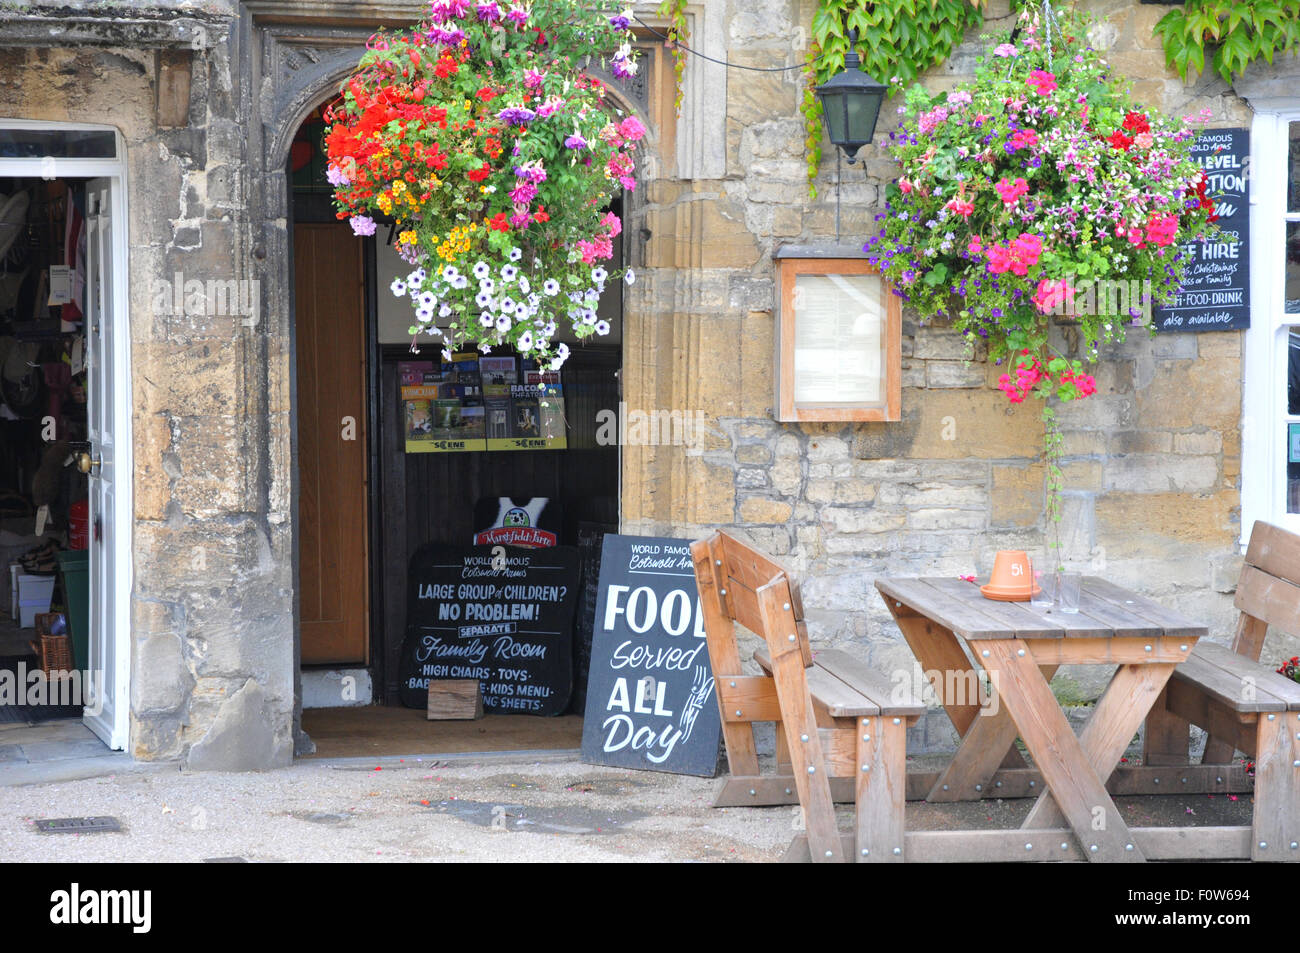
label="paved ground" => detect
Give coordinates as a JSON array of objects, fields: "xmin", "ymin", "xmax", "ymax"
[{"xmin": 0, "ymin": 748, "xmax": 1256, "ymax": 863}]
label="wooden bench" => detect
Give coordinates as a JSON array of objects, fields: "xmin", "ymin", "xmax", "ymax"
[
  {"xmin": 690, "ymin": 530, "xmax": 924, "ymax": 863},
  {"xmin": 1144, "ymin": 521, "xmax": 1300, "ymax": 861}
]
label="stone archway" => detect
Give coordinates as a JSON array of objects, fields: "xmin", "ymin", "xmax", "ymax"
[{"xmin": 244, "ymin": 11, "xmax": 670, "ymax": 750}]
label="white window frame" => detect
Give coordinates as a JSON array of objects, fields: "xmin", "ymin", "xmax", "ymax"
[
  {"xmin": 1242, "ymin": 108, "xmax": 1300, "ymax": 544},
  {"xmin": 0, "ymin": 120, "xmax": 133, "ymax": 750}
]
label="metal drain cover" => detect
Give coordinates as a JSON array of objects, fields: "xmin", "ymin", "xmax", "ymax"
[
  {"xmin": 35, "ymin": 816, "xmax": 122, "ymax": 834},
  {"xmin": 203, "ymin": 856, "xmax": 247, "ymax": 863}
]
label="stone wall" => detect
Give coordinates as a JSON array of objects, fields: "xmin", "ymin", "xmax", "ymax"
[
  {"xmin": 621, "ymin": 0, "xmax": 1299, "ymax": 717},
  {"xmin": 0, "ymin": 1, "xmax": 297, "ymax": 768}
]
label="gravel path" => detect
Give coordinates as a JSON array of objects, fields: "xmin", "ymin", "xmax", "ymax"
[{"xmin": 1, "ymin": 757, "xmax": 793, "ymax": 863}]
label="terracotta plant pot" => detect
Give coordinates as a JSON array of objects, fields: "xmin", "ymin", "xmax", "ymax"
[{"xmin": 981, "ymin": 550, "xmax": 1038, "ymax": 601}]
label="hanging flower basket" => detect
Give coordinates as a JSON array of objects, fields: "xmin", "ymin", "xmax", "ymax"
[
  {"xmin": 324, "ymin": 0, "xmax": 644, "ymax": 369},
  {"xmin": 864, "ymin": 4, "xmax": 1222, "ymax": 566}
]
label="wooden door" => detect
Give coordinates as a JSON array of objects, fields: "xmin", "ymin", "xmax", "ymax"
[{"xmin": 294, "ymin": 223, "xmax": 368, "ymax": 665}]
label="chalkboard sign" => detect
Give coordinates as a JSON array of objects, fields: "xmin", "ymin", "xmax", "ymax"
[
  {"xmin": 398, "ymin": 543, "xmax": 581, "ymax": 715},
  {"xmin": 570, "ymin": 520, "xmax": 618, "ymax": 714},
  {"xmin": 1153, "ymin": 127, "xmax": 1250, "ymax": 333},
  {"xmin": 581, "ymin": 535, "xmax": 722, "ymax": 777}
]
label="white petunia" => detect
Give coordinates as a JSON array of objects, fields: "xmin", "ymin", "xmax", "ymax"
[
  {"xmin": 624, "ymin": 268, "xmax": 635, "ymax": 285},
  {"xmin": 390, "ymin": 278, "xmax": 407, "ymax": 297},
  {"xmin": 480, "ymin": 313, "xmax": 495, "ymax": 328},
  {"xmin": 543, "ymin": 279, "xmax": 560, "ymax": 296},
  {"xmin": 517, "ymin": 330, "xmax": 534, "ymax": 351},
  {"xmin": 473, "ymin": 262, "xmax": 490, "ymax": 280},
  {"xmin": 595, "ymin": 320, "xmax": 611, "ymax": 335},
  {"xmin": 495, "ymin": 314, "xmax": 513, "ymax": 333},
  {"xmin": 476, "ymin": 291, "xmax": 493, "ymax": 308},
  {"xmin": 591, "ymin": 267, "xmax": 607, "ymax": 283},
  {"xmin": 501, "ymin": 265, "xmax": 518, "ymax": 282},
  {"xmin": 418, "ymin": 291, "xmax": 437, "ymax": 309},
  {"xmin": 509, "ymin": 247, "xmax": 523, "ymax": 261},
  {"xmin": 442, "ymin": 265, "xmax": 459, "ymax": 282},
  {"xmin": 439, "ymin": 304, "xmax": 452, "ymax": 318}
]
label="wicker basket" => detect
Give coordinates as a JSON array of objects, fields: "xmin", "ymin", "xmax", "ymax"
[{"xmin": 32, "ymin": 613, "xmax": 74, "ymax": 676}]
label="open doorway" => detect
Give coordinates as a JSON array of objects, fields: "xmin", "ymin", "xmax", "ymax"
[
  {"xmin": 288, "ymin": 104, "xmax": 624, "ymax": 759},
  {"xmin": 0, "ymin": 124, "xmax": 131, "ymax": 763}
]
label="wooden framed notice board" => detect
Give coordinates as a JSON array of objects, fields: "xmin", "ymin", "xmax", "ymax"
[{"xmin": 774, "ymin": 245, "xmax": 902, "ymax": 422}]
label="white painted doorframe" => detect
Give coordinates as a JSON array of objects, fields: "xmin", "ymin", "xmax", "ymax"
[{"xmin": 0, "ymin": 120, "xmax": 133, "ymax": 751}]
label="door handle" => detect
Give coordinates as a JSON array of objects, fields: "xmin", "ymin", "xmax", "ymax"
[{"xmin": 76, "ymin": 452, "xmax": 102, "ymax": 475}]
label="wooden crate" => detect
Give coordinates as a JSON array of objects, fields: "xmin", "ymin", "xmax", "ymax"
[{"xmin": 426, "ymin": 679, "xmax": 483, "ymax": 720}]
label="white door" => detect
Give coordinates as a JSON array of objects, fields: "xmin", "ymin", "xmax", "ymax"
[{"xmin": 82, "ymin": 178, "xmax": 123, "ymax": 748}]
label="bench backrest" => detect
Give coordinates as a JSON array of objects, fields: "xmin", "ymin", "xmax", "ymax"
[
  {"xmin": 690, "ymin": 530, "xmax": 813, "ymax": 668},
  {"xmin": 1231, "ymin": 521, "xmax": 1300, "ymax": 660}
]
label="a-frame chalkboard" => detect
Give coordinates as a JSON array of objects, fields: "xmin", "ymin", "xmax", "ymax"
[{"xmin": 580, "ymin": 535, "xmax": 722, "ymax": 777}]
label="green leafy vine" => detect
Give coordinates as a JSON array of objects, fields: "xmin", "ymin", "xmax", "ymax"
[
  {"xmin": 657, "ymin": 0, "xmax": 690, "ymax": 115},
  {"xmin": 1153, "ymin": 0, "xmax": 1300, "ymax": 84},
  {"xmin": 804, "ymin": 0, "xmax": 985, "ymax": 190}
]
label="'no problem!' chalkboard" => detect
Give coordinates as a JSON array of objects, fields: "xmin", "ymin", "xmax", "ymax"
[
  {"xmin": 398, "ymin": 543, "xmax": 580, "ymax": 715},
  {"xmin": 581, "ymin": 535, "xmax": 721, "ymax": 777}
]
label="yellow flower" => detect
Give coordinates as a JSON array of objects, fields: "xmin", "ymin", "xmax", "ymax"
[{"xmin": 399, "ymin": 230, "xmax": 417, "ymax": 245}]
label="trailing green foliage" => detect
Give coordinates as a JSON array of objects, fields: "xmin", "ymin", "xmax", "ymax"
[
  {"xmin": 658, "ymin": 0, "xmax": 690, "ymax": 115},
  {"xmin": 1153, "ymin": 0, "xmax": 1300, "ymax": 84},
  {"xmin": 804, "ymin": 0, "xmax": 985, "ymax": 190}
]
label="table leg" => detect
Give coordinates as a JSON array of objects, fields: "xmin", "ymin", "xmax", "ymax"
[
  {"xmin": 982, "ymin": 640, "xmax": 1145, "ymax": 862},
  {"xmin": 1022, "ymin": 661, "xmax": 1176, "ymax": 832},
  {"xmin": 885, "ymin": 601, "xmax": 1028, "ymax": 772},
  {"xmin": 927, "ymin": 664, "xmax": 1058, "ymax": 803}
]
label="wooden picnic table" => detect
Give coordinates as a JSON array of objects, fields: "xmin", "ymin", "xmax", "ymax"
[{"xmin": 875, "ymin": 575, "xmax": 1210, "ymax": 863}]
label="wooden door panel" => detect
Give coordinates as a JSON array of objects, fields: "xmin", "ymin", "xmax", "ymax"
[{"xmin": 295, "ymin": 223, "xmax": 368, "ymax": 665}]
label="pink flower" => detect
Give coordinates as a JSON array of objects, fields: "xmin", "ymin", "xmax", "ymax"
[
  {"xmin": 993, "ymin": 43, "xmax": 1018, "ymax": 58},
  {"xmin": 1008, "ymin": 129, "xmax": 1038, "ymax": 151},
  {"xmin": 1145, "ymin": 213, "xmax": 1180, "ymax": 247},
  {"xmin": 945, "ymin": 197, "xmax": 974, "ymax": 217},
  {"xmin": 617, "ymin": 115, "xmax": 646, "ymax": 142},
  {"xmin": 995, "ymin": 176, "xmax": 1030, "ymax": 204},
  {"xmin": 1032, "ymin": 278, "xmax": 1075, "ymax": 314},
  {"xmin": 601, "ymin": 211, "xmax": 622, "ymax": 237},
  {"xmin": 899, "ymin": 177, "xmax": 913, "ymax": 194},
  {"xmin": 1028, "ymin": 70, "xmax": 1057, "ymax": 95}
]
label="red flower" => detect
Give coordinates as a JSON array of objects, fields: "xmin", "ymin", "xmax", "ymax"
[
  {"xmin": 533, "ymin": 205, "xmax": 549, "ymax": 223},
  {"xmin": 467, "ymin": 164, "xmax": 491, "ymax": 183},
  {"xmin": 476, "ymin": 86, "xmax": 498, "ymax": 102},
  {"xmin": 1121, "ymin": 111, "xmax": 1150, "ymax": 135},
  {"xmin": 1106, "ymin": 130, "xmax": 1134, "ymax": 152},
  {"xmin": 487, "ymin": 212, "xmax": 510, "ymax": 232},
  {"xmin": 434, "ymin": 55, "xmax": 459, "ymax": 78}
]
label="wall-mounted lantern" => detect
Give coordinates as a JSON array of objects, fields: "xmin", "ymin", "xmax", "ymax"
[{"xmin": 814, "ymin": 30, "xmax": 887, "ymax": 164}]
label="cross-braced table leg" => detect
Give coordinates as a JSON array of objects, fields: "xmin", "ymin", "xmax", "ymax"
[
  {"xmin": 1020, "ymin": 651, "xmax": 1177, "ymax": 835},
  {"xmin": 883, "ymin": 599, "xmax": 1029, "ymax": 799},
  {"xmin": 981, "ymin": 640, "xmax": 1148, "ymax": 862}
]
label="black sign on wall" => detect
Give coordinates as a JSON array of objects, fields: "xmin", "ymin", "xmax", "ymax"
[
  {"xmin": 1153, "ymin": 127, "xmax": 1251, "ymax": 333},
  {"xmin": 581, "ymin": 535, "xmax": 722, "ymax": 777},
  {"xmin": 398, "ymin": 544, "xmax": 580, "ymax": 716}
]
